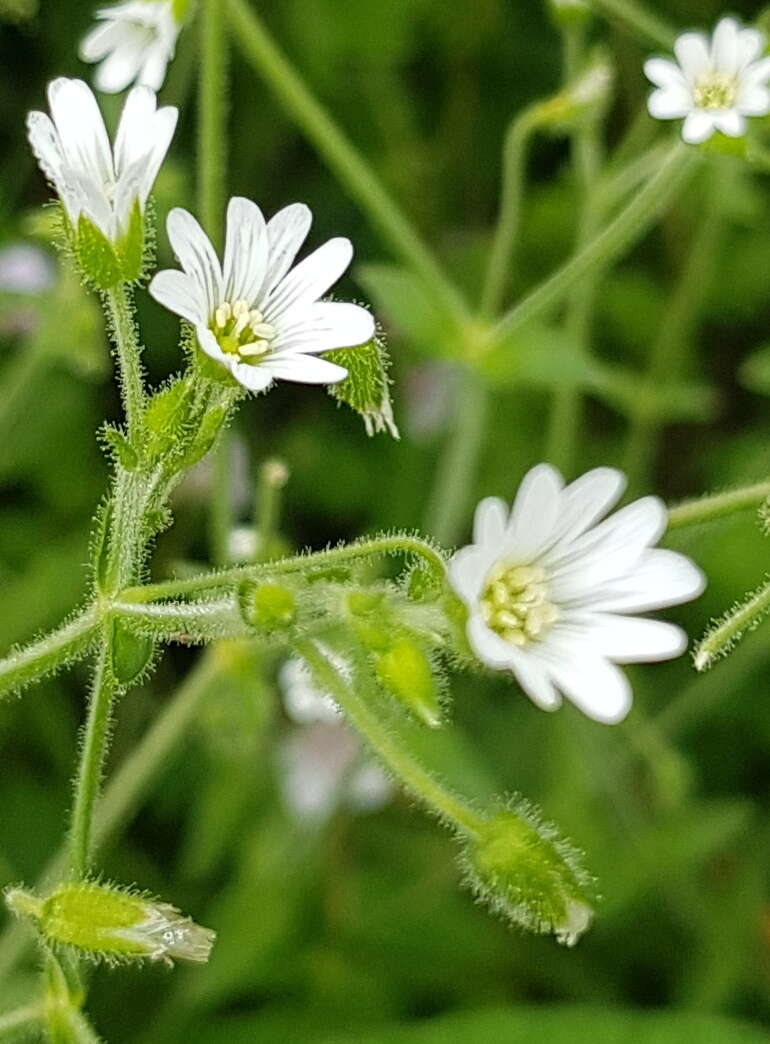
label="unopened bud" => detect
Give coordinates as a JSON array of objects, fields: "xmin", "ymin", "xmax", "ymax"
[
  {"xmin": 245, "ymin": 583, "xmax": 296, "ymax": 631},
  {"xmin": 6, "ymin": 882, "xmax": 215, "ymax": 967},
  {"xmin": 536, "ymin": 51, "xmax": 613, "ymax": 131},
  {"xmin": 459, "ymin": 805, "xmax": 594, "ymax": 947},
  {"xmin": 375, "ymin": 638, "xmax": 442, "ymax": 728},
  {"xmin": 72, "ymin": 201, "xmax": 146, "ymax": 289}
]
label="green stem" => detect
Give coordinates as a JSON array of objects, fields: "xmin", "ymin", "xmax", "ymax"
[
  {"xmin": 105, "ymin": 285, "xmax": 144, "ymax": 441},
  {"xmin": 0, "ymin": 609, "xmax": 99, "ymax": 702},
  {"xmin": 694, "ymin": 577, "xmax": 770, "ymax": 672},
  {"xmin": 199, "ymin": 0, "xmax": 228, "ymax": 242},
  {"xmin": 480, "ymin": 107, "xmax": 540, "ymax": 319},
  {"xmin": 587, "ymin": 0, "xmax": 675, "ymax": 48},
  {"xmin": 667, "ymin": 480, "xmax": 770, "ymax": 530},
  {"xmin": 423, "ymin": 376, "xmax": 489, "ymax": 546},
  {"xmin": 298, "ymin": 640, "xmax": 484, "ymax": 836},
  {"xmin": 623, "ymin": 165, "xmax": 722, "ymax": 490},
  {"xmin": 546, "ymin": 22, "xmax": 603, "ymax": 472},
  {"xmin": 255, "ymin": 458, "xmax": 288, "ymax": 561},
  {"xmin": 0, "ymin": 650, "xmax": 222, "ymax": 983},
  {"xmin": 69, "ymin": 637, "xmax": 117, "ymax": 877},
  {"xmin": 226, "ymin": 0, "xmax": 468, "ymax": 327},
  {"xmin": 120, "ymin": 533, "xmax": 448, "ymax": 602},
  {"xmin": 208, "ymin": 435, "xmax": 233, "ymax": 567},
  {"xmin": 487, "ymin": 144, "xmax": 697, "ymax": 350}
]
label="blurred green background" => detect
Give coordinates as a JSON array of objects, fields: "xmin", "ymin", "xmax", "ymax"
[{"xmin": 3, "ymin": 0, "xmax": 770, "ymax": 1040}]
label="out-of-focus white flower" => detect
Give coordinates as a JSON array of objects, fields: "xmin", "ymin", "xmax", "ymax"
[
  {"xmin": 278, "ymin": 654, "xmax": 391, "ymax": 821},
  {"xmin": 0, "ymin": 244, "xmax": 55, "ymax": 295},
  {"xmin": 449, "ymin": 464, "xmax": 705, "ymax": 724},
  {"xmin": 645, "ymin": 17, "xmax": 770, "ymax": 144},
  {"xmin": 80, "ymin": 1, "xmax": 182, "ymax": 94},
  {"xmin": 150, "ymin": 196, "xmax": 375, "ymax": 393},
  {"xmin": 26, "ymin": 78, "xmax": 177, "ymax": 246}
]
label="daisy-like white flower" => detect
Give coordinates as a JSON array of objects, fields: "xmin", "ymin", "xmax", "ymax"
[
  {"xmin": 26, "ymin": 78, "xmax": 177, "ymax": 281},
  {"xmin": 645, "ymin": 17, "xmax": 770, "ymax": 144},
  {"xmin": 150, "ymin": 197, "xmax": 376, "ymax": 392},
  {"xmin": 80, "ymin": 0, "xmax": 183, "ymax": 94},
  {"xmin": 449, "ymin": 464, "xmax": 705, "ymax": 724}
]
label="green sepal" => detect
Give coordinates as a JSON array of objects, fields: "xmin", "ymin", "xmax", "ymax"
[
  {"xmin": 110, "ymin": 617, "xmax": 155, "ymax": 687},
  {"xmin": 101, "ymin": 426, "xmax": 139, "ymax": 471},
  {"xmin": 177, "ymin": 403, "xmax": 229, "ymax": 471},
  {"xmin": 117, "ymin": 200, "xmax": 145, "ymax": 283},
  {"xmin": 76, "ymin": 215, "xmax": 124, "ymax": 290},
  {"xmin": 324, "ymin": 338, "xmax": 400, "ymax": 438},
  {"xmin": 457, "ymin": 802, "xmax": 596, "ymax": 946},
  {"xmin": 375, "ymin": 637, "xmax": 442, "ymax": 728}
]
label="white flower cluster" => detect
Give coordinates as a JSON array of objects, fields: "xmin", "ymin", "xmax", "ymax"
[{"xmin": 80, "ymin": 0, "xmax": 182, "ymax": 94}]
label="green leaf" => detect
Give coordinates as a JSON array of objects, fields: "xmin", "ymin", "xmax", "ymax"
[
  {"xmin": 101, "ymin": 427, "xmax": 139, "ymax": 471},
  {"xmin": 739, "ymin": 342, "xmax": 770, "ymax": 396},
  {"xmin": 109, "ymin": 618, "xmax": 155, "ymax": 687},
  {"xmin": 357, "ymin": 264, "xmax": 459, "ymax": 359}
]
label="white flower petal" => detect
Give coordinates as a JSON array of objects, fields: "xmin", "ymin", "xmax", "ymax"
[
  {"xmin": 738, "ymin": 84, "xmax": 770, "ymax": 115},
  {"xmin": 265, "ymin": 237, "xmax": 354, "ymax": 322},
  {"xmin": 548, "ymin": 467, "xmax": 626, "ymax": 549},
  {"xmin": 505, "ymin": 463, "xmax": 564, "ymax": 560},
  {"xmin": 648, "ymin": 86, "xmax": 692, "ymax": 119},
  {"xmin": 674, "ymin": 31, "xmax": 711, "ymax": 80},
  {"xmin": 263, "ymin": 353, "xmax": 349, "ymax": 386},
  {"xmin": 473, "ymin": 496, "xmax": 509, "ymax": 545},
  {"xmin": 644, "ymin": 57, "xmax": 688, "ymax": 90},
  {"xmin": 448, "ymin": 545, "xmax": 497, "ymax": 603},
  {"xmin": 47, "ymin": 78, "xmax": 114, "ymax": 188},
  {"xmin": 26, "ymin": 111, "xmax": 66, "ymax": 195},
  {"xmin": 587, "ymin": 549, "xmax": 706, "ymax": 613},
  {"xmin": 546, "ymin": 654, "xmax": 633, "ymax": 725},
  {"xmin": 712, "ymin": 110, "xmax": 746, "ymax": 137},
  {"xmin": 263, "ymin": 203, "xmax": 312, "ymax": 296},
  {"xmin": 737, "ymin": 27, "xmax": 766, "ymax": 69},
  {"xmin": 228, "ymin": 359, "xmax": 275, "ymax": 393},
  {"xmin": 743, "ymin": 56, "xmax": 770, "ymax": 87},
  {"xmin": 711, "ymin": 17, "xmax": 741, "ymax": 75},
  {"xmin": 273, "ymin": 302, "xmax": 375, "ymax": 354},
  {"xmin": 166, "ymin": 208, "xmax": 223, "ymax": 318},
  {"xmin": 223, "ymin": 196, "xmax": 269, "ymax": 305},
  {"xmin": 562, "ymin": 613, "xmax": 688, "ymax": 663},
  {"xmin": 79, "ymin": 19, "xmax": 125, "ymax": 61},
  {"xmin": 467, "ymin": 615, "xmax": 518, "ymax": 669},
  {"xmin": 682, "ymin": 111, "xmax": 716, "ymax": 144},
  {"xmin": 149, "ymin": 269, "xmax": 204, "ymax": 325}
]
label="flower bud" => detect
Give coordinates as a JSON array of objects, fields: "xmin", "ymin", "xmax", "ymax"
[
  {"xmin": 375, "ymin": 637, "xmax": 442, "ymax": 728},
  {"xmin": 458, "ymin": 804, "xmax": 594, "ymax": 947},
  {"xmin": 536, "ymin": 50, "xmax": 613, "ymax": 132},
  {"xmin": 6, "ymin": 882, "xmax": 215, "ymax": 967},
  {"xmin": 243, "ymin": 582, "xmax": 296, "ymax": 631}
]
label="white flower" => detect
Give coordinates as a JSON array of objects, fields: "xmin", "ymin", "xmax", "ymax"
[
  {"xmin": 449, "ymin": 464, "xmax": 706, "ymax": 724},
  {"xmin": 80, "ymin": 1, "xmax": 181, "ymax": 94},
  {"xmin": 26, "ymin": 78, "xmax": 177, "ymax": 245},
  {"xmin": 278, "ymin": 654, "xmax": 391, "ymax": 821},
  {"xmin": 645, "ymin": 17, "xmax": 770, "ymax": 144},
  {"xmin": 150, "ymin": 196, "xmax": 375, "ymax": 392}
]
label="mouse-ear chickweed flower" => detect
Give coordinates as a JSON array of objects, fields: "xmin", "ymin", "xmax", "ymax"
[
  {"xmin": 80, "ymin": 0, "xmax": 184, "ymax": 94},
  {"xmin": 150, "ymin": 196, "xmax": 375, "ymax": 392},
  {"xmin": 645, "ymin": 17, "xmax": 770, "ymax": 144},
  {"xmin": 449, "ymin": 465, "xmax": 705, "ymax": 724},
  {"xmin": 26, "ymin": 78, "xmax": 177, "ymax": 286}
]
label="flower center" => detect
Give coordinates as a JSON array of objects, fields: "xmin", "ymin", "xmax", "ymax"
[
  {"xmin": 694, "ymin": 73, "xmax": 737, "ymax": 110},
  {"xmin": 480, "ymin": 563, "xmax": 559, "ymax": 647},
  {"xmin": 211, "ymin": 299, "xmax": 276, "ymax": 363}
]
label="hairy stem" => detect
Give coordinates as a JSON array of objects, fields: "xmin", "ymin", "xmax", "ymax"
[
  {"xmin": 69, "ymin": 637, "xmax": 117, "ymax": 877},
  {"xmin": 298, "ymin": 640, "xmax": 484, "ymax": 836},
  {"xmin": 487, "ymin": 144, "xmax": 697, "ymax": 349},
  {"xmin": 120, "ymin": 533, "xmax": 448, "ymax": 602},
  {"xmin": 587, "ymin": 0, "xmax": 675, "ymax": 48},
  {"xmin": 105, "ymin": 285, "xmax": 144, "ymax": 442},
  {"xmin": 0, "ymin": 609, "xmax": 99, "ymax": 703},
  {"xmin": 0, "ymin": 1004, "xmax": 41, "ymax": 1038},
  {"xmin": 226, "ymin": 0, "xmax": 468, "ymax": 327},
  {"xmin": 667, "ymin": 480, "xmax": 770, "ymax": 530},
  {"xmin": 694, "ymin": 577, "xmax": 770, "ymax": 672}
]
